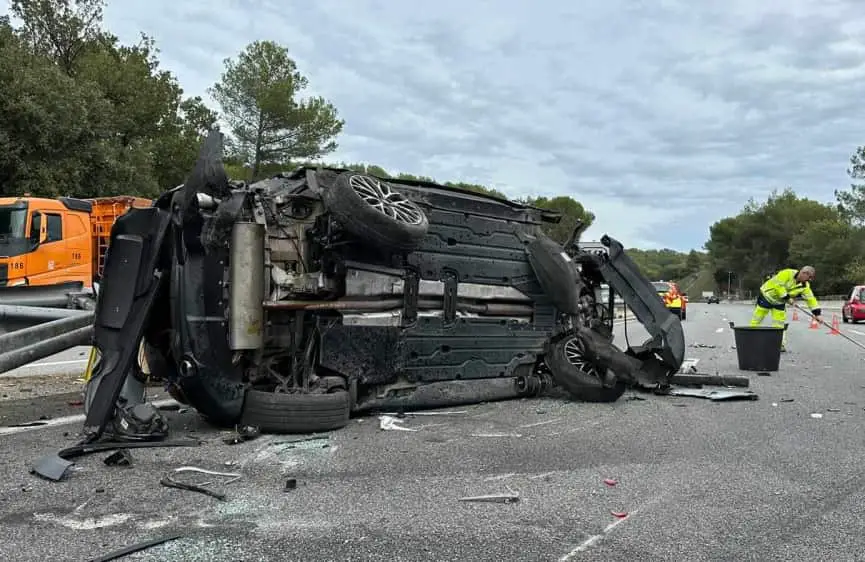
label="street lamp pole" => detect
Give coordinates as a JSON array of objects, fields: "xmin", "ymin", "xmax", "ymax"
[{"xmin": 727, "ymin": 271, "xmax": 733, "ymax": 298}]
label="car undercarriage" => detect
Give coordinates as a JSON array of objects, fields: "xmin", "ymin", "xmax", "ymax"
[{"xmin": 79, "ymin": 130, "xmax": 685, "ymax": 441}]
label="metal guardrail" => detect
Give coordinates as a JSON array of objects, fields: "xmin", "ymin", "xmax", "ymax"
[{"xmin": 0, "ymin": 305, "xmax": 94, "ymax": 375}]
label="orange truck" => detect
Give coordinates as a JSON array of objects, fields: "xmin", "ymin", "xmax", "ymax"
[{"xmin": 0, "ymin": 195, "xmax": 152, "ymax": 308}]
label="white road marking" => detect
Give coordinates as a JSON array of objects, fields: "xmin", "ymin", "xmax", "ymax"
[
  {"xmin": 849, "ymin": 330, "xmax": 865, "ymax": 336},
  {"xmin": 28, "ymin": 359, "xmax": 88, "ymax": 368},
  {"xmin": 0, "ymin": 398, "xmax": 179, "ymax": 437},
  {"xmin": 519, "ymin": 418, "xmax": 561, "ymax": 428},
  {"xmin": 715, "ymin": 328, "xmax": 724, "ymax": 333},
  {"xmin": 484, "ymin": 473, "xmax": 517, "ymax": 481},
  {"xmin": 560, "ymin": 512, "xmax": 636, "ymax": 560},
  {"xmin": 0, "ymin": 359, "xmax": 89, "ymax": 379},
  {"xmin": 529, "ymin": 471, "xmax": 558, "ymax": 480},
  {"xmin": 559, "ymin": 496, "xmax": 662, "ymax": 560},
  {"xmin": 34, "ymin": 511, "xmax": 133, "ymax": 530}
]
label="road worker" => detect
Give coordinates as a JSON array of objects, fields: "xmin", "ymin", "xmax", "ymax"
[{"xmin": 750, "ymin": 265, "xmax": 822, "ymax": 352}]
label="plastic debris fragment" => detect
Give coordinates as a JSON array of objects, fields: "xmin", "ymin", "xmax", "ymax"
[
  {"xmin": 379, "ymin": 415, "xmax": 417, "ymax": 431},
  {"xmin": 459, "ymin": 493, "xmax": 520, "ymax": 504}
]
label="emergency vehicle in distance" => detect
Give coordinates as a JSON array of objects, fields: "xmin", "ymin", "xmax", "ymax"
[{"xmin": 652, "ymin": 280, "xmax": 687, "ymax": 320}]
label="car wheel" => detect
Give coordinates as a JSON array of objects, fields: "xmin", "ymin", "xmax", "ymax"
[
  {"xmin": 843, "ymin": 311, "xmax": 849, "ymax": 323},
  {"xmin": 545, "ymin": 335, "xmax": 627, "ymax": 403},
  {"xmin": 321, "ymin": 172, "xmax": 429, "ymax": 250},
  {"xmin": 240, "ymin": 389, "xmax": 350, "ymax": 434}
]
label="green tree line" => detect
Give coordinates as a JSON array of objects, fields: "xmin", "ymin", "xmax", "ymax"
[
  {"xmin": 1, "ymin": 0, "xmax": 714, "ymax": 278},
  {"xmin": 703, "ymin": 147, "xmax": 865, "ymax": 297}
]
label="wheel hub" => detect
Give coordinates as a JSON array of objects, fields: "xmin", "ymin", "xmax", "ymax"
[
  {"xmin": 348, "ymin": 175, "xmax": 425, "ymax": 225},
  {"xmin": 563, "ymin": 336, "xmax": 602, "ymax": 380}
]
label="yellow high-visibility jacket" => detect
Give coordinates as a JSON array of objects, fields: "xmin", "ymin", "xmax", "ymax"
[{"xmin": 759, "ymin": 268, "xmax": 820, "ymax": 311}]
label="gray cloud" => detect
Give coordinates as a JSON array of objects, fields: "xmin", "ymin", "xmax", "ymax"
[{"xmin": 11, "ymin": 0, "xmax": 863, "ymax": 250}]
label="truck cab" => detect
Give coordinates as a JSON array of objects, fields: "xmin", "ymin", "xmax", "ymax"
[
  {"xmin": 0, "ymin": 196, "xmax": 151, "ymax": 307},
  {"xmin": 0, "ymin": 197, "xmax": 91, "ymax": 290}
]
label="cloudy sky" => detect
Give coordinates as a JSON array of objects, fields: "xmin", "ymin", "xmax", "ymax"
[{"xmin": 10, "ymin": 0, "xmax": 865, "ymax": 250}]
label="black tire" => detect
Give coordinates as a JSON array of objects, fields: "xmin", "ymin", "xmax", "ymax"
[
  {"xmin": 526, "ymin": 233, "xmax": 581, "ymax": 315},
  {"xmin": 545, "ymin": 335, "xmax": 627, "ymax": 403},
  {"xmin": 240, "ymin": 389, "xmax": 350, "ymax": 434},
  {"xmin": 321, "ymin": 172, "xmax": 429, "ymax": 250},
  {"xmin": 681, "ymin": 308, "xmax": 687, "ymax": 321},
  {"xmin": 842, "ymin": 312, "xmax": 849, "ymax": 323}
]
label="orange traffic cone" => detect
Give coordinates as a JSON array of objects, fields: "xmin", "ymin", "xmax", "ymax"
[
  {"xmin": 827, "ymin": 314, "xmax": 840, "ymax": 335},
  {"xmin": 792, "ymin": 308, "xmax": 799, "ymax": 321},
  {"xmin": 809, "ymin": 316, "xmax": 819, "ymax": 329}
]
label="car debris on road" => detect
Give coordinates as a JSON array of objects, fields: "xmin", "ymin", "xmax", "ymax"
[
  {"xmin": 458, "ymin": 492, "xmax": 521, "ymax": 504},
  {"xmin": 666, "ymin": 388, "xmax": 759, "ymax": 401},
  {"xmin": 88, "ymin": 534, "xmax": 184, "ymax": 562}
]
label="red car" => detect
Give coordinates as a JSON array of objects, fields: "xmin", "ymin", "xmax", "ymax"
[{"xmin": 841, "ymin": 285, "xmax": 865, "ymax": 323}]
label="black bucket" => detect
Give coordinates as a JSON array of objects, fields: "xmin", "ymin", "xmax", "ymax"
[{"xmin": 729, "ymin": 322, "xmax": 787, "ymax": 372}]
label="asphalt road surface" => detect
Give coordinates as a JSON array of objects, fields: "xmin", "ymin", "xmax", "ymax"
[{"xmin": 1, "ymin": 303, "xmax": 864, "ymax": 561}]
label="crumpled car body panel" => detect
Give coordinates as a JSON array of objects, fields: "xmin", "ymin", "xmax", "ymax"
[
  {"xmin": 82, "ymin": 206, "xmax": 172, "ymax": 439},
  {"xmin": 580, "ymin": 235, "xmax": 685, "ymax": 374}
]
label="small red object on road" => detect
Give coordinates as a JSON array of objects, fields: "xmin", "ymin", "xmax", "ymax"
[
  {"xmin": 610, "ymin": 511, "xmax": 628, "ymax": 518},
  {"xmin": 68, "ymin": 400, "xmax": 83, "ymax": 406},
  {"xmin": 603, "ymin": 478, "xmax": 618, "ymax": 487}
]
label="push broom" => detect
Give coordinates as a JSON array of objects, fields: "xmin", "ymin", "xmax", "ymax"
[{"xmin": 791, "ymin": 302, "xmax": 865, "ymax": 352}]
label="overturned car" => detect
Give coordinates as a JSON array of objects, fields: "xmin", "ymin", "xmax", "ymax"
[{"xmin": 82, "ymin": 131, "xmax": 684, "ymax": 439}]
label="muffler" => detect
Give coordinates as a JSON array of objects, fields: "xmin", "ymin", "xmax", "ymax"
[{"xmin": 228, "ymin": 221, "xmax": 265, "ymax": 350}]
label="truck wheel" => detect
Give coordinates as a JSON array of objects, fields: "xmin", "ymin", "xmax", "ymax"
[
  {"xmin": 545, "ymin": 335, "xmax": 627, "ymax": 403},
  {"xmin": 240, "ymin": 389, "xmax": 350, "ymax": 434},
  {"xmin": 321, "ymin": 172, "xmax": 429, "ymax": 250}
]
